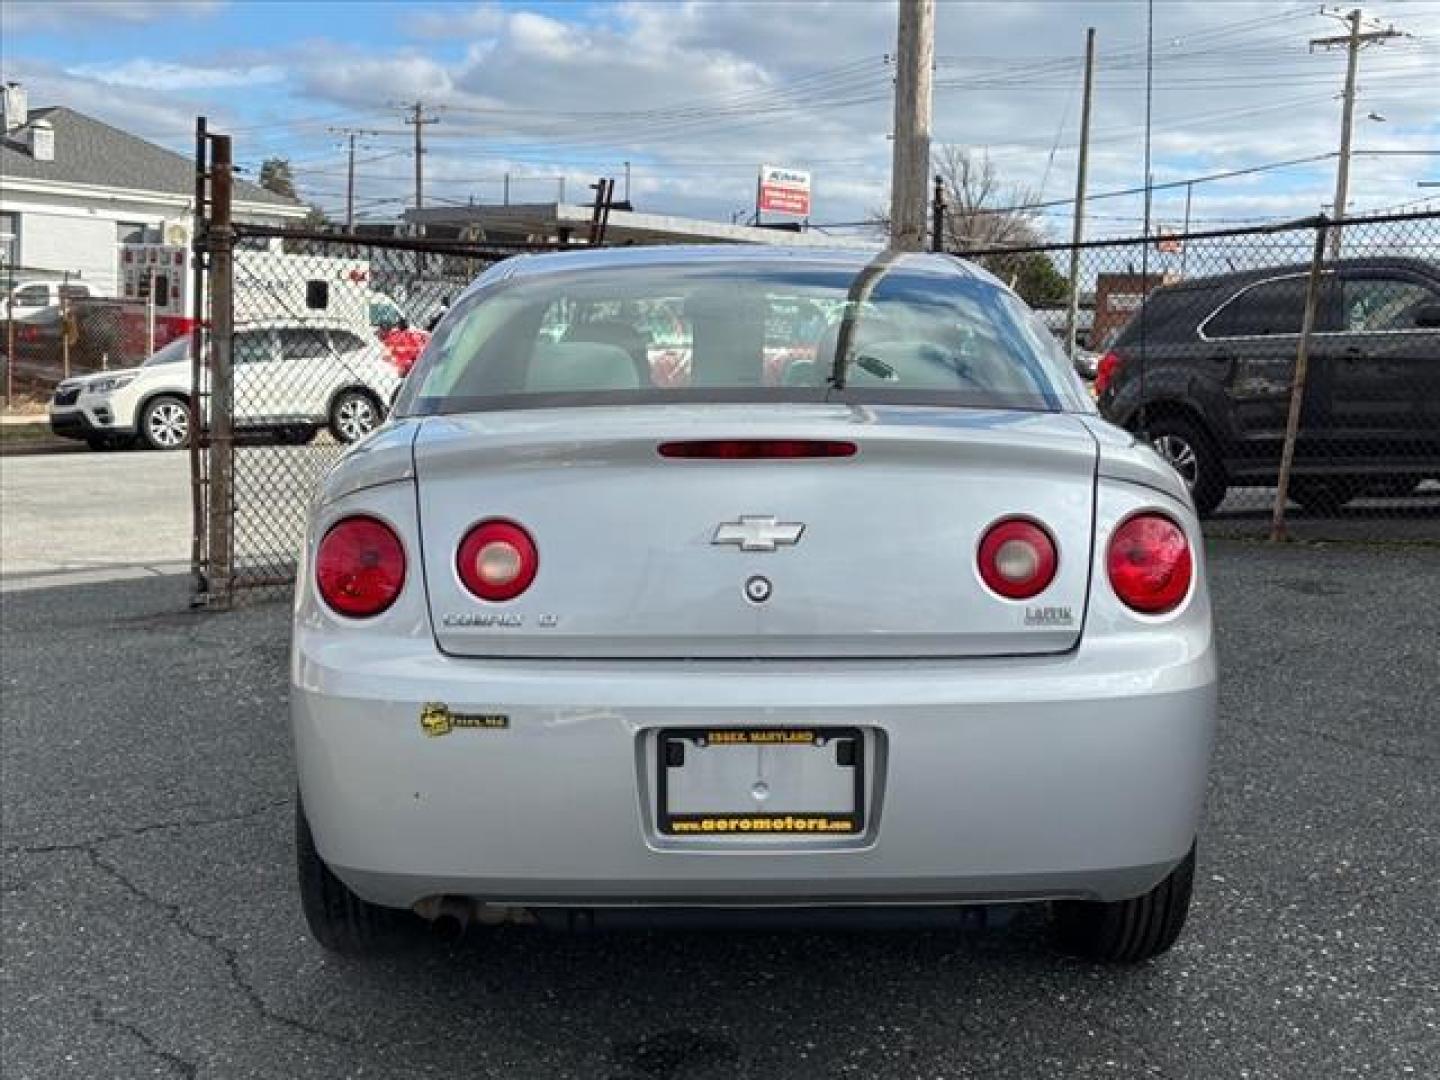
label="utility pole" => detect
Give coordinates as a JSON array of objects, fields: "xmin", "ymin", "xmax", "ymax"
[
  {"xmin": 402, "ymin": 102, "xmax": 439, "ymax": 211},
  {"xmin": 328, "ymin": 127, "xmax": 383, "ymax": 230},
  {"xmin": 1311, "ymin": 8, "xmax": 1405, "ymax": 256},
  {"xmin": 888, "ymin": 0, "xmax": 934, "ymax": 251},
  {"xmin": 1064, "ymin": 26, "xmax": 1096, "ymax": 362}
]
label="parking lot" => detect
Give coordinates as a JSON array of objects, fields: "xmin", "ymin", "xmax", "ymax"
[{"xmin": 2, "ymin": 532, "xmax": 1436, "ymax": 1079}]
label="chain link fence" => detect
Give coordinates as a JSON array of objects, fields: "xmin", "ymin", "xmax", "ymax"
[
  {"xmin": 3, "ymin": 282, "xmax": 165, "ymax": 410},
  {"xmin": 192, "ymin": 209, "xmax": 1440, "ymax": 606},
  {"xmin": 193, "ymin": 226, "xmax": 556, "ymax": 604},
  {"xmin": 956, "ymin": 209, "xmax": 1440, "ymax": 541}
]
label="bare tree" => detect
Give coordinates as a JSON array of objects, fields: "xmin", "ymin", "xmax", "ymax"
[
  {"xmin": 871, "ymin": 146, "xmax": 1070, "ymax": 305},
  {"xmin": 932, "ymin": 145, "xmax": 1045, "ymax": 250}
]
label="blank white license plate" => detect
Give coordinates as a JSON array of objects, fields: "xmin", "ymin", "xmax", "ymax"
[{"xmin": 656, "ymin": 727, "xmax": 864, "ymax": 836}]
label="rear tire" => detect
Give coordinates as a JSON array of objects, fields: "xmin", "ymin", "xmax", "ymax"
[
  {"xmin": 328, "ymin": 389, "xmax": 382, "ymax": 444},
  {"xmin": 1145, "ymin": 416, "xmax": 1226, "ymax": 516},
  {"xmin": 1054, "ymin": 843, "xmax": 1196, "ymax": 963},
  {"xmin": 296, "ymin": 794, "xmax": 405, "ymax": 955}
]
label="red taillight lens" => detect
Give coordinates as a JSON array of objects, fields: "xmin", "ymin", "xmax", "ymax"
[
  {"xmin": 1094, "ymin": 351, "xmax": 1122, "ymax": 394},
  {"xmin": 457, "ymin": 519, "xmax": 538, "ymax": 601},
  {"xmin": 978, "ymin": 518, "xmax": 1058, "ymax": 600},
  {"xmin": 1107, "ymin": 513, "xmax": 1193, "ymax": 614},
  {"xmin": 658, "ymin": 439, "xmax": 857, "ymax": 460},
  {"xmin": 315, "ymin": 516, "xmax": 406, "ymax": 617}
]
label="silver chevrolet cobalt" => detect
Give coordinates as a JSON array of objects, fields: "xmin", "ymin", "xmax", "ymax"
[{"xmin": 291, "ymin": 245, "xmax": 1216, "ymax": 962}]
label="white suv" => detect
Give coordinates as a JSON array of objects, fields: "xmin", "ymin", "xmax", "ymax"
[{"xmin": 49, "ymin": 320, "xmax": 403, "ymax": 451}]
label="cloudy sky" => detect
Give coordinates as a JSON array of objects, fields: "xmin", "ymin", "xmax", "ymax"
[{"xmin": 4, "ymin": 0, "xmax": 1437, "ymax": 239}]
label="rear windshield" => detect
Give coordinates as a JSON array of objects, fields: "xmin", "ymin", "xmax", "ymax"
[{"xmin": 396, "ymin": 256, "xmax": 1085, "ymax": 416}]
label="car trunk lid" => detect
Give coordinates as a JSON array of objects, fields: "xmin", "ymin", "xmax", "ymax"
[{"xmin": 414, "ymin": 403, "xmax": 1097, "ymax": 659}]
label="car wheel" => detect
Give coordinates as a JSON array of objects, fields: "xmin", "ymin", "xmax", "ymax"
[
  {"xmin": 1053, "ymin": 842, "xmax": 1195, "ymax": 963},
  {"xmin": 1289, "ymin": 478, "xmax": 1356, "ymax": 514},
  {"xmin": 296, "ymin": 793, "xmax": 406, "ymax": 955},
  {"xmin": 1146, "ymin": 417, "xmax": 1226, "ymax": 516},
  {"xmin": 328, "ymin": 389, "xmax": 382, "ymax": 444},
  {"xmin": 139, "ymin": 395, "xmax": 191, "ymax": 451}
]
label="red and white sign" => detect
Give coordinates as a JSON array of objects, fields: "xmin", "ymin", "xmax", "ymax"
[
  {"xmin": 1155, "ymin": 226, "xmax": 1183, "ymax": 255},
  {"xmin": 757, "ymin": 165, "xmax": 812, "ymax": 217}
]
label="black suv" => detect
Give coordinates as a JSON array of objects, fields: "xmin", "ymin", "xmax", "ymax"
[{"xmin": 1096, "ymin": 256, "xmax": 1440, "ymax": 514}]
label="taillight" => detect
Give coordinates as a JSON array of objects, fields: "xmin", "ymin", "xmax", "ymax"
[
  {"xmin": 457, "ymin": 519, "xmax": 538, "ymax": 601},
  {"xmin": 1094, "ymin": 351, "xmax": 1122, "ymax": 394},
  {"xmin": 977, "ymin": 518, "xmax": 1058, "ymax": 600},
  {"xmin": 1107, "ymin": 513, "xmax": 1192, "ymax": 614},
  {"xmin": 315, "ymin": 516, "xmax": 406, "ymax": 617},
  {"xmin": 658, "ymin": 439, "xmax": 857, "ymax": 459}
]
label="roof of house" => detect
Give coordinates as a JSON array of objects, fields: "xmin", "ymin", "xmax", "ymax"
[{"xmin": 0, "ymin": 106, "xmax": 301, "ymax": 209}]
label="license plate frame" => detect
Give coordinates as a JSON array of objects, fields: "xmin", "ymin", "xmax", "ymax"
[{"xmin": 655, "ymin": 726, "xmax": 865, "ymax": 837}]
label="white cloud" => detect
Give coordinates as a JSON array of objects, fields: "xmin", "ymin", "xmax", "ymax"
[
  {"xmin": 67, "ymin": 59, "xmax": 285, "ymax": 91},
  {"xmin": 10, "ymin": 0, "xmax": 1438, "ymax": 232},
  {"xmin": 0, "ymin": 58, "xmax": 202, "ymax": 143}
]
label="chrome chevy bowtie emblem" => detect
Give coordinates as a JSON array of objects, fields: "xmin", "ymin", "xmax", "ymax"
[{"xmin": 712, "ymin": 516, "xmax": 805, "ymax": 552}]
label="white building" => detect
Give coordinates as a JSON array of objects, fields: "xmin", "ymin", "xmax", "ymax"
[{"xmin": 0, "ymin": 83, "xmax": 306, "ymax": 297}]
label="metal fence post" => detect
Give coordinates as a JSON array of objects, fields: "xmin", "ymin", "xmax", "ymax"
[
  {"xmin": 60, "ymin": 273, "xmax": 71, "ymax": 382},
  {"xmin": 930, "ymin": 174, "xmax": 945, "ymax": 253},
  {"xmin": 1270, "ymin": 215, "xmax": 1330, "ymax": 542},
  {"xmin": 189, "ymin": 116, "xmax": 209, "ymax": 600},
  {"xmin": 207, "ymin": 134, "xmax": 236, "ymax": 603}
]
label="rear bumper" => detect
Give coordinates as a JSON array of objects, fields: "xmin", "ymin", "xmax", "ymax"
[{"xmin": 293, "ymin": 629, "xmax": 1217, "ymax": 911}]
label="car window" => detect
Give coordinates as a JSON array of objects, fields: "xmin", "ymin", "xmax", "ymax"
[
  {"xmin": 399, "ymin": 258, "xmax": 1082, "ymax": 415},
  {"xmin": 369, "ymin": 300, "xmax": 404, "ymax": 330},
  {"xmin": 1207, "ymin": 276, "xmax": 1316, "ymax": 338},
  {"xmin": 329, "ymin": 330, "xmax": 370, "ymax": 354},
  {"xmin": 234, "ymin": 331, "xmax": 279, "ymax": 365},
  {"xmin": 1343, "ymin": 277, "xmax": 1435, "ymax": 332},
  {"xmin": 280, "ymin": 329, "xmax": 334, "ymax": 360},
  {"xmin": 58, "ymin": 285, "xmax": 90, "ymax": 301},
  {"xmin": 11, "ymin": 285, "xmax": 49, "ymax": 306}
]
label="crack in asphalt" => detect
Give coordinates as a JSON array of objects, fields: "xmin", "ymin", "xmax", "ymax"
[
  {"xmin": 9, "ymin": 799, "xmax": 370, "ymax": 1059},
  {"xmin": 87, "ymin": 997, "xmax": 199, "ymax": 1080},
  {"xmin": 5, "ymin": 800, "xmax": 290, "ymax": 856},
  {"xmin": 83, "ymin": 844, "xmax": 368, "ymax": 1053}
]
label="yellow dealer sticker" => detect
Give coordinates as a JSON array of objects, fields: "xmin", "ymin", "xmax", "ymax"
[{"xmin": 420, "ymin": 703, "xmax": 509, "ymax": 737}]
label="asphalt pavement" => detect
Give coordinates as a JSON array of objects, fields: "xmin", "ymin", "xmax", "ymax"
[
  {"xmin": 0, "ymin": 449, "xmax": 191, "ymax": 588},
  {"xmin": 2, "ymin": 541, "xmax": 1437, "ymax": 1079}
]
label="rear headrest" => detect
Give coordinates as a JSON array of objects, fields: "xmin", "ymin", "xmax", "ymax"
[{"xmin": 526, "ymin": 341, "xmax": 642, "ymax": 393}]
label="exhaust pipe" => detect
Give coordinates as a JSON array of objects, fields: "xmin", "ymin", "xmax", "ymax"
[
  {"xmin": 412, "ymin": 896, "xmax": 537, "ymax": 940},
  {"xmin": 413, "ymin": 895, "xmax": 474, "ymax": 941}
]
